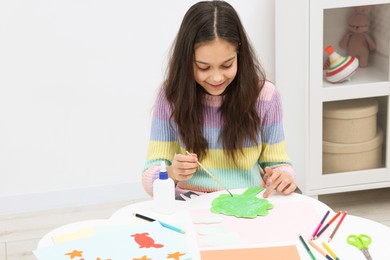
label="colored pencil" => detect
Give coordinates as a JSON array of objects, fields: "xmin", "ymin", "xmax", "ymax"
[
  {"xmin": 322, "ymin": 241, "xmax": 340, "ymax": 260},
  {"xmin": 133, "ymin": 213, "xmax": 186, "ymax": 234},
  {"xmin": 308, "ymin": 240, "xmax": 334, "ymax": 260},
  {"xmin": 185, "ymin": 151, "xmax": 233, "ymax": 197},
  {"xmin": 328, "ymin": 211, "xmax": 347, "ymax": 242},
  {"xmin": 315, "ymin": 211, "xmax": 341, "ymax": 239},
  {"xmin": 299, "ymin": 235, "xmax": 316, "ymax": 260},
  {"xmin": 311, "ymin": 210, "xmax": 330, "ymax": 239}
]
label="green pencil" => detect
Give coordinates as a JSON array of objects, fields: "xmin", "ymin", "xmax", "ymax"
[{"xmin": 299, "ymin": 235, "xmax": 316, "ymax": 260}]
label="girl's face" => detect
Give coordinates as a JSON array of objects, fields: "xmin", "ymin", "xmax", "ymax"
[{"xmin": 193, "ymin": 38, "xmax": 238, "ymax": 96}]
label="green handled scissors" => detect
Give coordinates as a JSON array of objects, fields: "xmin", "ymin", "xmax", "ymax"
[{"xmin": 347, "ymin": 234, "xmax": 372, "ymax": 260}]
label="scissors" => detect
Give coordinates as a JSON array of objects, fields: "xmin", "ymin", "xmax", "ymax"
[{"xmin": 347, "ymin": 234, "xmax": 372, "ymax": 260}]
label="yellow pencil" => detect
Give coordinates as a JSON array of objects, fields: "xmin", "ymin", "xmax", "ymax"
[{"xmin": 322, "ymin": 241, "xmax": 340, "ymax": 260}]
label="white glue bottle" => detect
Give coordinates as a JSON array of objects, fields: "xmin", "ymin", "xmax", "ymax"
[{"xmin": 153, "ymin": 161, "xmax": 175, "ymax": 214}]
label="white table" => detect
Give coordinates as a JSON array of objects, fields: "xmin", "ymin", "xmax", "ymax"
[{"xmin": 38, "ymin": 189, "xmax": 390, "ymax": 259}]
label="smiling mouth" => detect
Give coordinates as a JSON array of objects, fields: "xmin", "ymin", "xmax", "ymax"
[{"xmin": 208, "ymin": 82, "xmax": 225, "ymax": 89}]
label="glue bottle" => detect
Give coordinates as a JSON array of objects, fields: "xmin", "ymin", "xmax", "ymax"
[{"xmin": 153, "ymin": 161, "xmax": 175, "ymax": 214}]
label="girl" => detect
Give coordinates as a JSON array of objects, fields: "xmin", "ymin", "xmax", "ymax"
[{"xmin": 142, "ymin": 0, "xmax": 297, "ymax": 199}]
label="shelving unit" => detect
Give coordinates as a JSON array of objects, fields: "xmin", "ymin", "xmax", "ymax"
[{"xmin": 275, "ymin": 0, "xmax": 390, "ymax": 197}]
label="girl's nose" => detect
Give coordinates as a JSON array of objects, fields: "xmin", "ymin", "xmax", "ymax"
[{"xmin": 210, "ymin": 70, "xmax": 224, "ymax": 82}]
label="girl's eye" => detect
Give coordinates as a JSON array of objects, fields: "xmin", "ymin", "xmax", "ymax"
[
  {"xmin": 223, "ymin": 64, "xmax": 233, "ymax": 69},
  {"xmin": 198, "ymin": 67, "xmax": 209, "ymax": 71}
]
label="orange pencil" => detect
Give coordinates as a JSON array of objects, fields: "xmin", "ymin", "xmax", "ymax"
[
  {"xmin": 315, "ymin": 211, "xmax": 341, "ymax": 239},
  {"xmin": 328, "ymin": 211, "xmax": 347, "ymax": 242},
  {"xmin": 308, "ymin": 240, "xmax": 333, "ymax": 260}
]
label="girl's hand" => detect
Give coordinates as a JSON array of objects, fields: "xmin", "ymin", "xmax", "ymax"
[
  {"xmin": 167, "ymin": 153, "xmax": 199, "ymax": 182},
  {"xmin": 261, "ymin": 167, "xmax": 297, "ymax": 198}
]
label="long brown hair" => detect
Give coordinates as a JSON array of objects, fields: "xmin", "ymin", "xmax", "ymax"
[{"xmin": 165, "ymin": 0, "xmax": 266, "ymax": 161}]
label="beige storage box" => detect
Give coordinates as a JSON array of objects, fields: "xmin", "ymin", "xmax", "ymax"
[
  {"xmin": 323, "ymin": 128, "xmax": 383, "ymax": 174},
  {"xmin": 323, "ymin": 98, "xmax": 379, "ymax": 143}
]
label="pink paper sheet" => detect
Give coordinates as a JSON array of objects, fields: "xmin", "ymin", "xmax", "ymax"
[{"xmin": 191, "ymin": 200, "xmax": 321, "ymax": 247}]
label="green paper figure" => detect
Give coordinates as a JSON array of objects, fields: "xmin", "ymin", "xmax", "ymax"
[{"xmin": 210, "ymin": 186, "xmax": 273, "ymax": 218}]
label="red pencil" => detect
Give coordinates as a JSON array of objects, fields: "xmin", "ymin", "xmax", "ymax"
[
  {"xmin": 328, "ymin": 211, "xmax": 347, "ymax": 242},
  {"xmin": 311, "ymin": 210, "xmax": 330, "ymax": 239},
  {"xmin": 315, "ymin": 211, "xmax": 341, "ymax": 239}
]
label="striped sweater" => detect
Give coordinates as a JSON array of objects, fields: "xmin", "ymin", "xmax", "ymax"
[{"xmin": 142, "ymin": 81, "xmax": 295, "ymax": 196}]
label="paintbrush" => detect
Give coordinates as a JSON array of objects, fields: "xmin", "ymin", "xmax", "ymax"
[{"xmin": 185, "ymin": 151, "xmax": 233, "ymax": 197}]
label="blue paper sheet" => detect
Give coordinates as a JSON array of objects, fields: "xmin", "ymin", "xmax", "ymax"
[{"xmin": 34, "ymin": 221, "xmax": 193, "ymax": 260}]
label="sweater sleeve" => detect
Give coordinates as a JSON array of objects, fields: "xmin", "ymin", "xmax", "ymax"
[
  {"xmin": 142, "ymin": 88, "xmax": 181, "ymax": 196},
  {"xmin": 258, "ymin": 82, "xmax": 296, "ymax": 179}
]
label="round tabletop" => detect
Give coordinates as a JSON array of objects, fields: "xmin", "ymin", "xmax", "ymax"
[{"xmin": 37, "ymin": 189, "xmax": 390, "ymax": 259}]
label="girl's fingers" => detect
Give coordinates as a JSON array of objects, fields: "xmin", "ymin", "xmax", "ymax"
[
  {"xmin": 282, "ymin": 183, "xmax": 297, "ymax": 195},
  {"xmin": 263, "ymin": 170, "xmax": 296, "ymax": 197},
  {"xmin": 262, "ymin": 167, "xmax": 273, "ymax": 185},
  {"xmin": 170, "ymin": 153, "xmax": 199, "ymax": 182},
  {"xmin": 276, "ymin": 178, "xmax": 290, "ymax": 193},
  {"xmin": 263, "ymin": 178, "xmax": 279, "ymax": 198}
]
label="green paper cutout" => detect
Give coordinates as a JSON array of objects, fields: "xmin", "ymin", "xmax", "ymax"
[{"xmin": 210, "ymin": 186, "xmax": 273, "ymax": 218}]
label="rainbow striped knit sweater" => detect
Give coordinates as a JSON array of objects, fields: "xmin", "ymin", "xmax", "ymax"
[{"xmin": 142, "ymin": 81, "xmax": 295, "ymax": 196}]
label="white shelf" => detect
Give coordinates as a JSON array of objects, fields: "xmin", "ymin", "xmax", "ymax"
[
  {"xmin": 276, "ymin": 0, "xmax": 390, "ymax": 196},
  {"xmin": 323, "ymin": 66, "xmax": 388, "ymax": 87},
  {"xmin": 311, "ymin": 168, "xmax": 390, "ymax": 190},
  {"xmin": 322, "ymin": 81, "xmax": 390, "ymax": 102}
]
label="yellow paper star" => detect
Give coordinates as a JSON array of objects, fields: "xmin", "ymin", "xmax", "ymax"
[
  {"xmin": 64, "ymin": 250, "xmax": 83, "ymax": 259},
  {"xmin": 133, "ymin": 256, "xmax": 151, "ymax": 260},
  {"xmin": 167, "ymin": 251, "xmax": 186, "ymax": 260}
]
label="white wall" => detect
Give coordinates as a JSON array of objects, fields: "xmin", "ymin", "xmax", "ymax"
[{"xmin": 0, "ymin": 0, "xmax": 276, "ymax": 213}]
